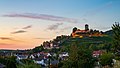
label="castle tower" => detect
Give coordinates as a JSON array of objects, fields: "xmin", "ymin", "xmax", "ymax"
[
  {"xmin": 72, "ymin": 27, "xmax": 77, "ymax": 33},
  {"xmin": 85, "ymin": 24, "xmax": 89, "ymax": 31}
]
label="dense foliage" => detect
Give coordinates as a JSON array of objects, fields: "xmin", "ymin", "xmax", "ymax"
[
  {"xmin": 100, "ymin": 53, "xmax": 114, "ymax": 67},
  {"xmin": 112, "ymin": 22, "xmax": 120, "ymax": 53},
  {"xmin": 0, "ymin": 56, "xmax": 17, "ymax": 68},
  {"xmin": 58, "ymin": 43, "xmax": 95, "ymax": 68}
]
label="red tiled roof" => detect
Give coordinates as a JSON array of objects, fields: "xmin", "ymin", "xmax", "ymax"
[
  {"xmin": 75, "ymin": 30, "xmax": 89, "ymax": 33},
  {"xmin": 93, "ymin": 50, "xmax": 102, "ymax": 54}
]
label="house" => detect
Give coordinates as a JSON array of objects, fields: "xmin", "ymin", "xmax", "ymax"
[
  {"xmin": 37, "ymin": 53, "xmax": 41, "ymax": 57},
  {"xmin": 50, "ymin": 60, "xmax": 59, "ymax": 68},
  {"xmin": 0, "ymin": 63, "xmax": 5, "ymax": 68},
  {"xmin": 59, "ymin": 52, "xmax": 69, "ymax": 57},
  {"xmin": 29, "ymin": 54, "xmax": 35, "ymax": 59},
  {"xmin": 92, "ymin": 50, "xmax": 103, "ymax": 57},
  {"xmin": 0, "ymin": 51, "xmax": 13, "ymax": 57},
  {"xmin": 59, "ymin": 52, "xmax": 69, "ymax": 60},
  {"xmin": 47, "ymin": 53, "xmax": 51, "ymax": 57},
  {"xmin": 33, "ymin": 56, "xmax": 47, "ymax": 66},
  {"xmin": 16, "ymin": 55, "xmax": 28, "ymax": 60},
  {"xmin": 34, "ymin": 59, "xmax": 46, "ymax": 66}
]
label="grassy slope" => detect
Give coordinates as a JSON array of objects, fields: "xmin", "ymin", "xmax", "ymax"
[{"xmin": 60, "ymin": 36, "xmax": 113, "ymax": 46}]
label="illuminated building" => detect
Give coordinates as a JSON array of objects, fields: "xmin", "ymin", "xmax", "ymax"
[{"xmin": 71, "ymin": 24, "xmax": 104, "ymax": 38}]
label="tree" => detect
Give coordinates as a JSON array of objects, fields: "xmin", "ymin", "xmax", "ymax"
[
  {"xmin": 32, "ymin": 45, "xmax": 44, "ymax": 53},
  {"xmin": 6, "ymin": 59, "xmax": 17, "ymax": 68},
  {"xmin": 59, "ymin": 43, "xmax": 95, "ymax": 68},
  {"xmin": 112, "ymin": 22, "xmax": 120, "ymax": 52}
]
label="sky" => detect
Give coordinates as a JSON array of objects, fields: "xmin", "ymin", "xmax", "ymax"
[{"xmin": 0, "ymin": 0, "xmax": 120, "ymax": 50}]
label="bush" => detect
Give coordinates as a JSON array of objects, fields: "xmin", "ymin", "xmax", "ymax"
[{"xmin": 100, "ymin": 53, "xmax": 114, "ymax": 67}]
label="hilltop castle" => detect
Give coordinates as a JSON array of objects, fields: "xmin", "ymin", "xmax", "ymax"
[{"xmin": 71, "ymin": 24, "xmax": 104, "ymax": 38}]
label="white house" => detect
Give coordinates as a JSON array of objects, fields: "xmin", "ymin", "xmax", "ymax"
[
  {"xmin": 59, "ymin": 52, "xmax": 69, "ymax": 58},
  {"xmin": 16, "ymin": 55, "xmax": 28, "ymax": 60},
  {"xmin": 34, "ymin": 59, "xmax": 47, "ymax": 66},
  {"xmin": 29, "ymin": 54, "xmax": 35, "ymax": 59}
]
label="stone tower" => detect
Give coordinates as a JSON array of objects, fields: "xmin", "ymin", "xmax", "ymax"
[
  {"xmin": 85, "ymin": 24, "xmax": 89, "ymax": 31},
  {"xmin": 72, "ymin": 27, "xmax": 77, "ymax": 33}
]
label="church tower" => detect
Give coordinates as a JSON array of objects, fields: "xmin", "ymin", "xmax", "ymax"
[{"xmin": 85, "ymin": 24, "xmax": 89, "ymax": 31}]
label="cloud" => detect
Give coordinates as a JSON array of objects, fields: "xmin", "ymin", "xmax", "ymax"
[
  {"xmin": 22, "ymin": 25, "xmax": 32, "ymax": 29},
  {"xmin": 3, "ymin": 13, "xmax": 78, "ymax": 23},
  {"xmin": 11, "ymin": 30, "xmax": 27, "ymax": 34},
  {"xmin": 93, "ymin": 26, "xmax": 111, "ymax": 30},
  {"xmin": 13, "ymin": 25, "xmax": 32, "ymax": 30},
  {"xmin": 62, "ymin": 26, "xmax": 72, "ymax": 30},
  {"xmin": 0, "ymin": 43, "xmax": 13, "ymax": 46},
  {"xmin": 11, "ymin": 25, "xmax": 31, "ymax": 34},
  {"xmin": 47, "ymin": 23, "xmax": 63, "ymax": 30},
  {"xmin": 0, "ymin": 37, "xmax": 21, "ymax": 42},
  {"xmin": 0, "ymin": 37, "xmax": 13, "ymax": 40},
  {"xmin": 34, "ymin": 38, "xmax": 50, "ymax": 40},
  {"xmin": 55, "ymin": 26, "xmax": 72, "ymax": 34}
]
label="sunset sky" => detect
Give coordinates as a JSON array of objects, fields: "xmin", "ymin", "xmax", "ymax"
[{"xmin": 0, "ymin": 0, "xmax": 120, "ymax": 50}]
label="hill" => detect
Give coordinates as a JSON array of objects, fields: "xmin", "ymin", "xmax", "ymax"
[
  {"xmin": 32, "ymin": 30, "xmax": 113, "ymax": 52},
  {"xmin": 60, "ymin": 36, "xmax": 112, "ymax": 46},
  {"xmin": 104, "ymin": 30, "xmax": 113, "ymax": 36}
]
